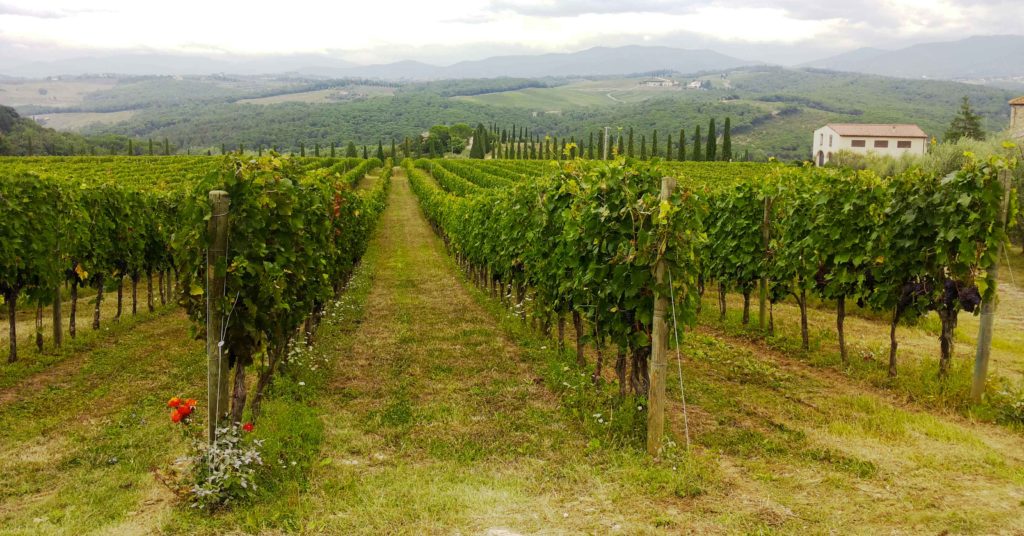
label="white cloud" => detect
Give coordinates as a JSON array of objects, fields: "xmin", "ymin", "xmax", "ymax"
[{"xmin": 0, "ymin": 0, "xmax": 1018, "ymax": 65}]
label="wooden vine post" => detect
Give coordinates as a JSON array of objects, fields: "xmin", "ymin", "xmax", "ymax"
[
  {"xmin": 207, "ymin": 190, "xmax": 231, "ymax": 443},
  {"xmin": 647, "ymin": 177, "xmax": 675, "ymax": 457},
  {"xmin": 53, "ymin": 287, "xmax": 62, "ymax": 348},
  {"xmin": 971, "ymin": 169, "xmax": 1012, "ymax": 402},
  {"xmin": 759, "ymin": 196, "xmax": 771, "ymax": 330}
]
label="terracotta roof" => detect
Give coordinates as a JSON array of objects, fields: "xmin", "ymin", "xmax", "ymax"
[
  {"xmin": 825, "ymin": 123, "xmax": 928, "ymax": 138},
  {"xmin": 1010, "ymin": 96, "xmax": 1024, "ymax": 105}
]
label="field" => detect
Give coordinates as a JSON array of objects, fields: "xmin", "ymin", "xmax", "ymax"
[
  {"xmin": 237, "ymin": 86, "xmax": 396, "ymax": 105},
  {"xmin": 1, "ymin": 154, "xmax": 1023, "ymax": 534},
  {"xmin": 30, "ymin": 110, "xmax": 137, "ymax": 130}
]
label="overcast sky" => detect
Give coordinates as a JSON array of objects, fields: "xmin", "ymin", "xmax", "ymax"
[{"xmin": 0, "ymin": 0, "xmax": 1021, "ymax": 66}]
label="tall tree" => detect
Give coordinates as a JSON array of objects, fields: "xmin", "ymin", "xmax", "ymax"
[
  {"xmin": 627, "ymin": 127, "xmax": 635, "ymax": 157},
  {"xmin": 128, "ymin": 139, "xmax": 134, "ymax": 155},
  {"xmin": 390, "ymin": 139, "xmax": 396, "ymax": 161},
  {"xmin": 944, "ymin": 96, "xmax": 985, "ymax": 142},
  {"xmin": 346, "ymin": 141, "xmax": 358, "ymax": 157},
  {"xmin": 665, "ymin": 132, "xmax": 672, "ymax": 161},
  {"xmin": 722, "ymin": 117, "xmax": 732, "ymax": 161},
  {"xmin": 651, "ymin": 130, "xmax": 658, "ymax": 158},
  {"xmin": 299, "ymin": 142, "xmax": 305, "ymax": 157},
  {"xmin": 597, "ymin": 131, "xmax": 604, "ymax": 160},
  {"xmin": 376, "ymin": 140, "xmax": 385, "ymax": 161},
  {"xmin": 588, "ymin": 132, "xmax": 594, "ymax": 159},
  {"xmin": 330, "ymin": 142, "xmax": 336, "ymax": 157},
  {"xmin": 640, "ymin": 135, "xmax": 647, "ymax": 160},
  {"xmin": 164, "ymin": 138, "xmax": 170, "ymax": 156},
  {"xmin": 148, "ymin": 138, "xmax": 154, "ymax": 155},
  {"xmin": 678, "ymin": 128, "xmax": 685, "ymax": 161},
  {"xmin": 692, "ymin": 125, "xmax": 702, "ymax": 161},
  {"xmin": 705, "ymin": 118, "xmax": 717, "ymax": 161},
  {"xmin": 314, "ymin": 143, "xmax": 320, "ymax": 157},
  {"xmin": 362, "ymin": 145, "xmax": 368, "ymax": 159},
  {"xmin": 617, "ymin": 134, "xmax": 624, "ymax": 156}
]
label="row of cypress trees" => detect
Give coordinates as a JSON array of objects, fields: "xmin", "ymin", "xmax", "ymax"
[{"xmin": 483, "ymin": 118, "xmax": 737, "ymax": 162}]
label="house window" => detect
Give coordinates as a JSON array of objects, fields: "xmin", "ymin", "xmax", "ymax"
[
  {"xmin": 829, "ymin": 135, "xmax": 833, "ymax": 147},
  {"xmin": 874, "ymin": 140, "xmax": 889, "ymax": 148},
  {"xmin": 897, "ymin": 140, "xmax": 911, "ymax": 148},
  {"xmin": 820, "ymin": 133, "xmax": 823, "ymax": 145},
  {"xmin": 851, "ymin": 140, "xmax": 866, "ymax": 147}
]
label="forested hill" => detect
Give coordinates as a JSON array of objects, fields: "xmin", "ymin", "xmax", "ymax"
[
  {"xmin": 4, "ymin": 67, "xmax": 1018, "ymax": 160},
  {"xmin": 0, "ymin": 105, "xmax": 129, "ymax": 156}
]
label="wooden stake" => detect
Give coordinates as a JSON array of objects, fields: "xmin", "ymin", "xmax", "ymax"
[
  {"xmin": 971, "ymin": 170, "xmax": 1012, "ymax": 401},
  {"xmin": 52, "ymin": 286, "xmax": 62, "ymax": 348},
  {"xmin": 759, "ymin": 196, "xmax": 771, "ymax": 331},
  {"xmin": 647, "ymin": 177, "xmax": 675, "ymax": 457},
  {"xmin": 207, "ymin": 190, "xmax": 231, "ymax": 443}
]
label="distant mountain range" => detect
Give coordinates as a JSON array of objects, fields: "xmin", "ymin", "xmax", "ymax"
[
  {"xmin": 2, "ymin": 35, "xmax": 1023, "ymax": 82},
  {"xmin": 803, "ymin": 35, "xmax": 1024, "ymax": 80},
  {"xmin": 2, "ymin": 45, "xmax": 752, "ymax": 80}
]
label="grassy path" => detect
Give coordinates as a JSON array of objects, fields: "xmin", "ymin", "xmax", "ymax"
[
  {"xmin": 0, "ymin": 310, "xmax": 203, "ymax": 535},
  {"xmin": 296, "ymin": 169, "xmax": 696, "ymax": 534}
]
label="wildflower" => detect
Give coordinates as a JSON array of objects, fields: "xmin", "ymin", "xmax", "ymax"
[
  {"xmin": 167, "ymin": 397, "xmax": 182, "ymax": 408},
  {"xmin": 185, "ymin": 398, "xmax": 197, "ymax": 407},
  {"xmin": 171, "ymin": 410, "xmax": 183, "ymax": 423},
  {"xmin": 242, "ymin": 422, "xmax": 254, "ymax": 432}
]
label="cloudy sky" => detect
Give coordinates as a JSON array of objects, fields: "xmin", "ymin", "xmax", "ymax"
[{"xmin": 0, "ymin": 0, "xmax": 1021, "ymax": 67}]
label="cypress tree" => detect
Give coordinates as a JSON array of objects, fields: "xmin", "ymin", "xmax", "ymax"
[
  {"xmin": 651, "ymin": 130, "xmax": 658, "ymax": 158},
  {"xmin": 627, "ymin": 128, "xmax": 634, "ymax": 157},
  {"xmin": 692, "ymin": 126, "xmax": 702, "ymax": 161},
  {"xmin": 239, "ymin": 143, "xmax": 244, "ymax": 154},
  {"xmin": 617, "ymin": 134, "xmax": 624, "ymax": 156},
  {"xmin": 346, "ymin": 141, "xmax": 358, "ymax": 157},
  {"xmin": 706, "ymin": 118, "xmax": 716, "ymax": 161},
  {"xmin": 300, "ymin": 143, "xmax": 305, "ymax": 157},
  {"xmin": 331, "ymin": 142, "xmax": 336, "ymax": 157},
  {"xmin": 405, "ymin": 137, "xmax": 412, "ymax": 158},
  {"xmin": 678, "ymin": 128, "xmax": 685, "ymax": 161},
  {"xmin": 148, "ymin": 138, "xmax": 154, "ymax": 155},
  {"xmin": 640, "ymin": 135, "xmax": 647, "ymax": 160},
  {"xmin": 259, "ymin": 145, "xmax": 263, "ymax": 156},
  {"xmin": 390, "ymin": 139, "xmax": 396, "ymax": 161},
  {"xmin": 665, "ymin": 133, "xmax": 672, "ymax": 161},
  {"xmin": 743, "ymin": 149, "xmax": 750, "ymax": 162},
  {"xmin": 127, "ymin": 139, "xmax": 133, "ymax": 155},
  {"xmin": 222, "ymin": 143, "xmax": 227, "ymax": 155},
  {"xmin": 516, "ymin": 142, "xmax": 522, "ymax": 160},
  {"xmin": 588, "ymin": 132, "xmax": 594, "ymax": 159},
  {"xmin": 596, "ymin": 131, "xmax": 604, "ymax": 160},
  {"xmin": 164, "ymin": 138, "xmax": 170, "ymax": 155},
  {"xmin": 376, "ymin": 140, "xmax": 385, "ymax": 161},
  {"xmin": 544, "ymin": 138, "xmax": 550, "ymax": 160},
  {"xmin": 944, "ymin": 96, "xmax": 985, "ymax": 141},
  {"xmin": 722, "ymin": 117, "xmax": 732, "ymax": 161},
  {"xmin": 362, "ymin": 145, "xmax": 368, "ymax": 159}
]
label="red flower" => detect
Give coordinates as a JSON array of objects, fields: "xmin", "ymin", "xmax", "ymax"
[
  {"xmin": 167, "ymin": 397, "xmax": 181, "ymax": 408},
  {"xmin": 242, "ymin": 422, "xmax": 254, "ymax": 432},
  {"xmin": 185, "ymin": 398, "xmax": 197, "ymax": 408},
  {"xmin": 177, "ymin": 405, "xmax": 193, "ymax": 417},
  {"xmin": 170, "ymin": 410, "xmax": 183, "ymax": 423}
]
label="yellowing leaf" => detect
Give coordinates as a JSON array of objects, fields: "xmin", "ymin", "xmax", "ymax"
[{"xmin": 189, "ymin": 282, "xmax": 204, "ymax": 296}]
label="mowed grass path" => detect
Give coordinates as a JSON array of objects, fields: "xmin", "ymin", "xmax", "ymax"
[{"xmin": 298, "ymin": 169, "xmax": 689, "ymax": 534}]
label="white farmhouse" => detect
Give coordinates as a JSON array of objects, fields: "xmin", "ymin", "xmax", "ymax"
[
  {"xmin": 1011, "ymin": 96, "xmax": 1024, "ymax": 138},
  {"xmin": 811, "ymin": 123, "xmax": 928, "ymax": 166}
]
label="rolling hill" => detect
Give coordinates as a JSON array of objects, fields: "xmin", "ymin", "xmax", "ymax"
[{"xmin": 804, "ymin": 35, "xmax": 1024, "ymax": 80}]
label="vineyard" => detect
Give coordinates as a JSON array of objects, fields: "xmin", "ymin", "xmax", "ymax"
[{"xmin": 2, "ymin": 153, "xmax": 1024, "ymax": 534}]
